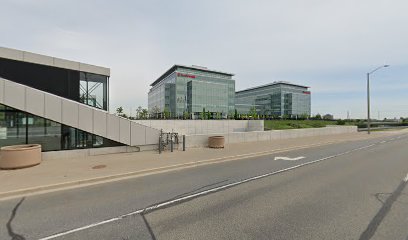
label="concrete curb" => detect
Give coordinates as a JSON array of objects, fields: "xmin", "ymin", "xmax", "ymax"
[{"xmin": 0, "ymin": 135, "xmax": 386, "ymax": 201}]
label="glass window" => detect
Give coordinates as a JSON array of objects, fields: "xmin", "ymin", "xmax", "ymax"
[
  {"xmin": 27, "ymin": 115, "xmax": 62, "ymax": 151},
  {"xmin": 0, "ymin": 105, "xmax": 27, "ymax": 146},
  {"xmin": 79, "ymin": 72, "xmax": 108, "ymax": 110},
  {"xmin": 0, "ymin": 104, "xmax": 124, "ymax": 151}
]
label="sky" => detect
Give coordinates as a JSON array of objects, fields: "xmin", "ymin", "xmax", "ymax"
[{"xmin": 1, "ymin": 0, "xmax": 407, "ymax": 119}]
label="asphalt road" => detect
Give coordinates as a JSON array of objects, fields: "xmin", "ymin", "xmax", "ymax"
[{"xmin": 1, "ymin": 133, "xmax": 407, "ymax": 240}]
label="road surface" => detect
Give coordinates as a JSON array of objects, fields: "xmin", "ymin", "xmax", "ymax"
[{"xmin": 0, "ymin": 133, "xmax": 407, "ymax": 239}]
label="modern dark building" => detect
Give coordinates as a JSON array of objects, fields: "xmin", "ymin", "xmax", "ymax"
[
  {"xmin": 0, "ymin": 47, "xmax": 159, "ymax": 152},
  {"xmin": 148, "ymin": 65, "xmax": 235, "ymax": 118},
  {"xmin": 235, "ymin": 81, "xmax": 311, "ymax": 117}
]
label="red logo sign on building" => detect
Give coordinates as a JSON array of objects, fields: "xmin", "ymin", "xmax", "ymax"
[{"xmin": 177, "ymin": 73, "xmax": 196, "ymax": 79}]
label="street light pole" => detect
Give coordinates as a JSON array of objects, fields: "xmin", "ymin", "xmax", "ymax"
[
  {"xmin": 367, "ymin": 72, "xmax": 371, "ymax": 134},
  {"xmin": 366, "ymin": 65, "xmax": 389, "ymax": 134}
]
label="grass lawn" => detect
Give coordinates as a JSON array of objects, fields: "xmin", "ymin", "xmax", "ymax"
[{"xmin": 264, "ymin": 120, "xmax": 338, "ymax": 130}]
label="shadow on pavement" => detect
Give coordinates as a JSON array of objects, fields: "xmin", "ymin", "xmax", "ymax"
[{"xmin": 6, "ymin": 197, "xmax": 26, "ymax": 240}]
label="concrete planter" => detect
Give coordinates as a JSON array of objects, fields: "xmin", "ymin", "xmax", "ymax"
[
  {"xmin": 0, "ymin": 144, "xmax": 42, "ymax": 169},
  {"xmin": 208, "ymin": 136, "xmax": 225, "ymax": 148}
]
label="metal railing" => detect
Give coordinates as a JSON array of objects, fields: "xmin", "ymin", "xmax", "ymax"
[{"xmin": 159, "ymin": 129, "xmax": 185, "ymax": 153}]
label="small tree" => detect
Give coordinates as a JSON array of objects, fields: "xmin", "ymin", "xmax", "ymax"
[
  {"xmin": 116, "ymin": 106, "xmax": 124, "ymax": 116},
  {"xmin": 163, "ymin": 107, "xmax": 170, "ymax": 119},
  {"xmin": 315, "ymin": 113, "xmax": 322, "ymax": 120},
  {"xmin": 249, "ymin": 106, "xmax": 257, "ymax": 119},
  {"xmin": 300, "ymin": 113, "xmax": 309, "ymax": 120},
  {"xmin": 207, "ymin": 110, "xmax": 211, "ymax": 120},
  {"xmin": 136, "ymin": 106, "xmax": 143, "ymax": 119},
  {"xmin": 228, "ymin": 111, "xmax": 235, "ymax": 119},
  {"xmin": 116, "ymin": 106, "xmax": 128, "ymax": 118},
  {"xmin": 216, "ymin": 112, "xmax": 221, "ymax": 120},
  {"xmin": 202, "ymin": 108, "xmax": 206, "ymax": 120},
  {"xmin": 139, "ymin": 109, "xmax": 148, "ymax": 119},
  {"xmin": 151, "ymin": 106, "xmax": 160, "ymax": 119},
  {"xmin": 234, "ymin": 109, "xmax": 238, "ymax": 120}
]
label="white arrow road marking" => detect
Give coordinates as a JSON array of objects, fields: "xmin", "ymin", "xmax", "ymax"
[{"xmin": 274, "ymin": 156, "xmax": 305, "ymax": 161}]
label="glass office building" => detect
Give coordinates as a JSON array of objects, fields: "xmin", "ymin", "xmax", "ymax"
[
  {"xmin": 148, "ymin": 65, "xmax": 235, "ymax": 118},
  {"xmin": 235, "ymin": 81, "xmax": 311, "ymax": 117},
  {"xmin": 0, "ymin": 47, "xmax": 123, "ymax": 151}
]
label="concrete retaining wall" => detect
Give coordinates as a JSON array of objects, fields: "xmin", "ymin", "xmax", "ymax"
[
  {"xmin": 42, "ymin": 146, "xmax": 140, "ymax": 160},
  {"xmin": 181, "ymin": 126, "xmax": 358, "ymax": 148},
  {"xmin": 133, "ymin": 120, "xmax": 264, "ymax": 135}
]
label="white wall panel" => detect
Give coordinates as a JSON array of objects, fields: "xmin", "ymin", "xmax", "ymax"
[
  {"xmin": 0, "ymin": 47, "xmax": 24, "ymax": 61},
  {"xmin": 23, "ymin": 52, "xmax": 53, "ymax": 66},
  {"xmin": 54, "ymin": 58, "xmax": 80, "ymax": 71},
  {"xmin": 130, "ymin": 122, "xmax": 147, "ymax": 145},
  {"xmin": 44, "ymin": 94, "xmax": 62, "ymax": 123},
  {"xmin": 106, "ymin": 114, "xmax": 120, "ymax": 142},
  {"xmin": 119, "ymin": 118, "xmax": 131, "ymax": 145},
  {"xmin": 62, "ymin": 100, "xmax": 79, "ymax": 128},
  {"xmin": 26, "ymin": 88, "xmax": 45, "ymax": 117},
  {"xmin": 78, "ymin": 104, "xmax": 93, "ymax": 133},
  {"xmin": 145, "ymin": 125, "xmax": 160, "ymax": 145},
  {"xmin": 4, "ymin": 80, "xmax": 25, "ymax": 110},
  {"xmin": 93, "ymin": 110, "xmax": 107, "ymax": 137},
  {"xmin": 80, "ymin": 63, "xmax": 110, "ymax": 76}
]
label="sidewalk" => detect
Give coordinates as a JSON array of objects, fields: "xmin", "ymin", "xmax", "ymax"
[{"xmin": 0, "ymin": 130, "xmax": 406, "ymax": 200}]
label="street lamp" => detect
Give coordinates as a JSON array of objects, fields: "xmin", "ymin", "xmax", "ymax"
[{"xmin": 367, "ymin": 64, "xmax": 389, "ymax": 134}]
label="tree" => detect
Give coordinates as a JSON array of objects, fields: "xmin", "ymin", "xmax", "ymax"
[
  {"xmin": 323, "ymin": 114, "xmax": 334, "ymax": 120},
  {"xmin": 234, "ymin": 109, "xmax": 238, "ymax": 120},
  {"xmin": 163, "ymin": 107, "xmax": 170, "ymax": 119},
  {"xmin": 216, "ymin": 112, "xmax": 221, "ymax": 120},
  {"xmin": 228, "ymin": 111, "xmax": 234, "ymax": 119},
  {"xmin": 151, "ymin": 106, "xmax": 160, "ymax": 119},
  {"xmin": 183, "ymin": 111, "xmax": 190, "ymax": 120},
  {"xmin": 140, "ymin": 108, "xmax": 148, "ymax": 119},
  {"xmin": 116, "ymin": 106, "xmax": 124, "ymax": 116},
  {"xmin": 249, "ymin": 106, "xmax": 257, "ymax": 119},
  {"xmin": 136, "ymin": 106, "xmax": 143, "ymax": 119},
  {"xmin": 300, "ymin": 113, "xmax": 309, "ymax": 120},
  {"xmin": 315, "ymin": 113, "xmax": 322, "ymax": 120},
  {"xmin": 202, "ymin": 108, "xmax": 206, "ymax": 120},
  {"xmin": 116, "ymin": 106, "xmax": 128, "ymax": 118}
]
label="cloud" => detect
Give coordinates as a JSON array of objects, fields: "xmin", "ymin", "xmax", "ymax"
[{"xmin": 1, "ymin": 0, "xmax": 407, "ymax": 118}]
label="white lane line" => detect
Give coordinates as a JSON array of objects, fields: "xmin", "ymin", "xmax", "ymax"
[
  {"xmin": 38, "ymin": 141, "xmax": 382, "ymax": 240},
  {"xmin": 274, "ymin": 156, "xmax": 305, "ymax": 161},
  {"xmin": 380, "ymin": 140, "xmax": 387, "ymax": 144},
  {"xmin": 404, "ymin": 173, "xmax": 408, "ymax": 183}
]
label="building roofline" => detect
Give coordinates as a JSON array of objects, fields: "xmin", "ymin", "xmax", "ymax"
[
  {"xmin": 0, "ymin": 46, "xmax": 110, "ymax": 76},
  {"xmin": 236, "ymin": 81, "xmax": 310, "ymax": 94},
  {"xmin": 150, "ymin": 64, "xmax": 234, "ymax": 86}
]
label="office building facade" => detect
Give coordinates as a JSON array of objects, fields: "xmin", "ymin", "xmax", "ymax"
[
  {"xmin": 235, "ymin": 81, "xmax": 311, "ymax": 117},
  {"xmin": 148, "ymin": 65, "xmax": 235, "ymax": 118},
  {"xmin": 0, "ymin": 47, "xmax": 159, "ymax": 152}
]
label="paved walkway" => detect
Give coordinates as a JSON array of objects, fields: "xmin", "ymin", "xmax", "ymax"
[{"xmin": 0, "ymin": 130, "xmax": 406, "ymax": 199}]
